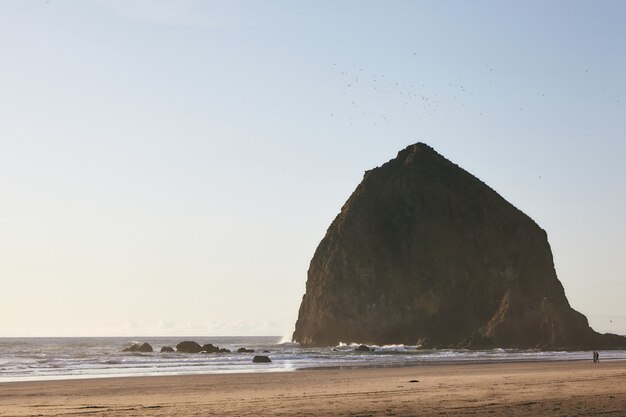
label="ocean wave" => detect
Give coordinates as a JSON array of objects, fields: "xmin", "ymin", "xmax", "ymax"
[
  {"xmin": 336, "ymin": 342, "xmax": 415, "ymax": 352},
  {"xmin": 337, "ymin": 342, "xmax": 360, "ymax": 347},
  {"xmin": 2, "ymin": 336, "xmax": 626, "ymax": 383}
]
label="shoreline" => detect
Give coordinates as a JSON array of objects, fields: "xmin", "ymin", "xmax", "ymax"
[
  {"xmin": 2, "ymin": 355, "xmax": 621, "ymax": 385},
  {"xmin": 5, "ymin": 336, "xmax": 626, "ymax": 385},
  {"xmin": 2, "ymin": 360, "xmax": 625, "ymax": 416}
]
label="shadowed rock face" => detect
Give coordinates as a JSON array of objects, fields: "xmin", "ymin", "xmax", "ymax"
[{"xmin": 293, "ymin": 143, "xmax": 626, "ymax": 349}]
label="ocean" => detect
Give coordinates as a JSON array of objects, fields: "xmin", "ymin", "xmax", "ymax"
[{"xmin": 2, "ymin": 336, "xmax": 626, "ymax": 383}]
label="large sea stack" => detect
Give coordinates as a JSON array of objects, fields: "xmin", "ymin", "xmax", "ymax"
[{"xmin": 293, "ymin": 143, "xmax": 626, "ymax": 349}]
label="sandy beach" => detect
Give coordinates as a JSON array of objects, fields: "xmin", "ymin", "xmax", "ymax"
[{"xmin": 1, "ymin": 360, "xmax": 625, "ymax": 416}]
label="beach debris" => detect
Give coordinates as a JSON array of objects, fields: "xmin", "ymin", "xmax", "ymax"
[
  {"xmin": 354, "ymin": 344, "xmax": 372, "ymax": 352},
  {"xmin": 409, "ymin": 380, "xmax": 419, "ymax": 383},
  {"xmin": 176, "ymin": 341, "xmax": 203, "ymax": 353},
  {"xmin": 252, "ymin": 355, "xmax": 272, "ymax": 363},
  {"xmin": 123, "ymin": 342, "xmax": 153, "ymax": 353},
  {"xmin": 237, "ymin": 347, "xmax": 255, "ymax": 353},
  {"xmin": 160, "ymin": 346, "xmax": 175, "ymax": 353}
]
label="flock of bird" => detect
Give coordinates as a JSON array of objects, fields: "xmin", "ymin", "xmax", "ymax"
[
  {"xmin": 330, "ymin": 62, "xmax": 443, "ymax": 126},
  {"xmin": 328, "ymin": 56, "xmax": 623, "ymax": 127}
]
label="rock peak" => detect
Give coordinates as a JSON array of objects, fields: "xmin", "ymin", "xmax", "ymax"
[
  {"xmin": 395, "ymin": 142, "xmax": 438, "ymax": 161},
  {"xmin": 293, "ymin": 143, "xmax": 626, "ymax": 349},
  {"xmin": 403, "ymin": 141, "xmax": 435, "ymax": 152}
]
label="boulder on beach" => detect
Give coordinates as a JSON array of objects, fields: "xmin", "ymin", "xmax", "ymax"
[
  {"xmin": 176, "ymin": 341, "xmax": 203, "ymax": 353},
  {"xmin": 293, "ymin": 142, "xmax": 626, "ymax": 349},
  {"xmin": 252, "ymin": 355, "xmax": 272, "ymax": 363},
  {"xmin": 237, "ymin": 347, "xmax": 255, "ymax": 353},
  {"xmin": 160, "ymin": 346, "xmax": 175, "ymax": 353}
]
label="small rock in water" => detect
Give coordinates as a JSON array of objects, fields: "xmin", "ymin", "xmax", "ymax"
[
  {"xmin": 123, "ymin": 343, "xmax": 153, "ymax": 352},
  {"xmin": 237, "ymin": 347, "xmax": 255, "ymax": 353},
  {"xmin": 137, "ymin": 343, "xmax": 153, "ymax": 352},
  {"xmin": 122, "ymin": 344, "xmax": 140, "ymax": 352},
  {"xmin": 160, "ymin": 346, "xmax": 175, "ymax": 353},
  {"xmin": 201, "ymin": 343, "xmax": 220, "ymax": 353},
  {"xmin": 354, "ymin": 344, "xmax": 372, "ymax": 352},
  {"xmin": 252, "ymin": 355, "xmax": 271, "ymax": 363},
  {"xmin": 176, "ymin": 341, "xmax": 202, "ymax": 353}
]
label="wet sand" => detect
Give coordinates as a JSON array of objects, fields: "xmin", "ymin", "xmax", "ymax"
[{"xmin": 1, "ymin": 360, "xmax": 625, "ymax": 416}]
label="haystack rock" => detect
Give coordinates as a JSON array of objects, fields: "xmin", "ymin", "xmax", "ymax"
[{"xmin": 293, "ymin": 143, "xmax": 626, "ymax": 349}]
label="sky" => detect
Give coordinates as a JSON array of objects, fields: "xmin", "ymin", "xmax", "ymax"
[{"xmin": 1, "ymin": 0, "xmax": 625, "ymax": 337}]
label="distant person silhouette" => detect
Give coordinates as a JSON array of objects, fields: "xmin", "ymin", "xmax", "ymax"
[{"xmin": 592, "ymin": 350, "xmax": 599, "ymax": 363}]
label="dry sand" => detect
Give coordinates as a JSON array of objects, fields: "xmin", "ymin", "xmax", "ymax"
[{"xmin": 1, "ymin": 360, "xmax": 625, "ymax": 416}]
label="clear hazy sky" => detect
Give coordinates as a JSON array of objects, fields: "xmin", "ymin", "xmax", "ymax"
[{"xmin": 1, "ymin": 1, "xmax": 625, "ymax": 338}]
